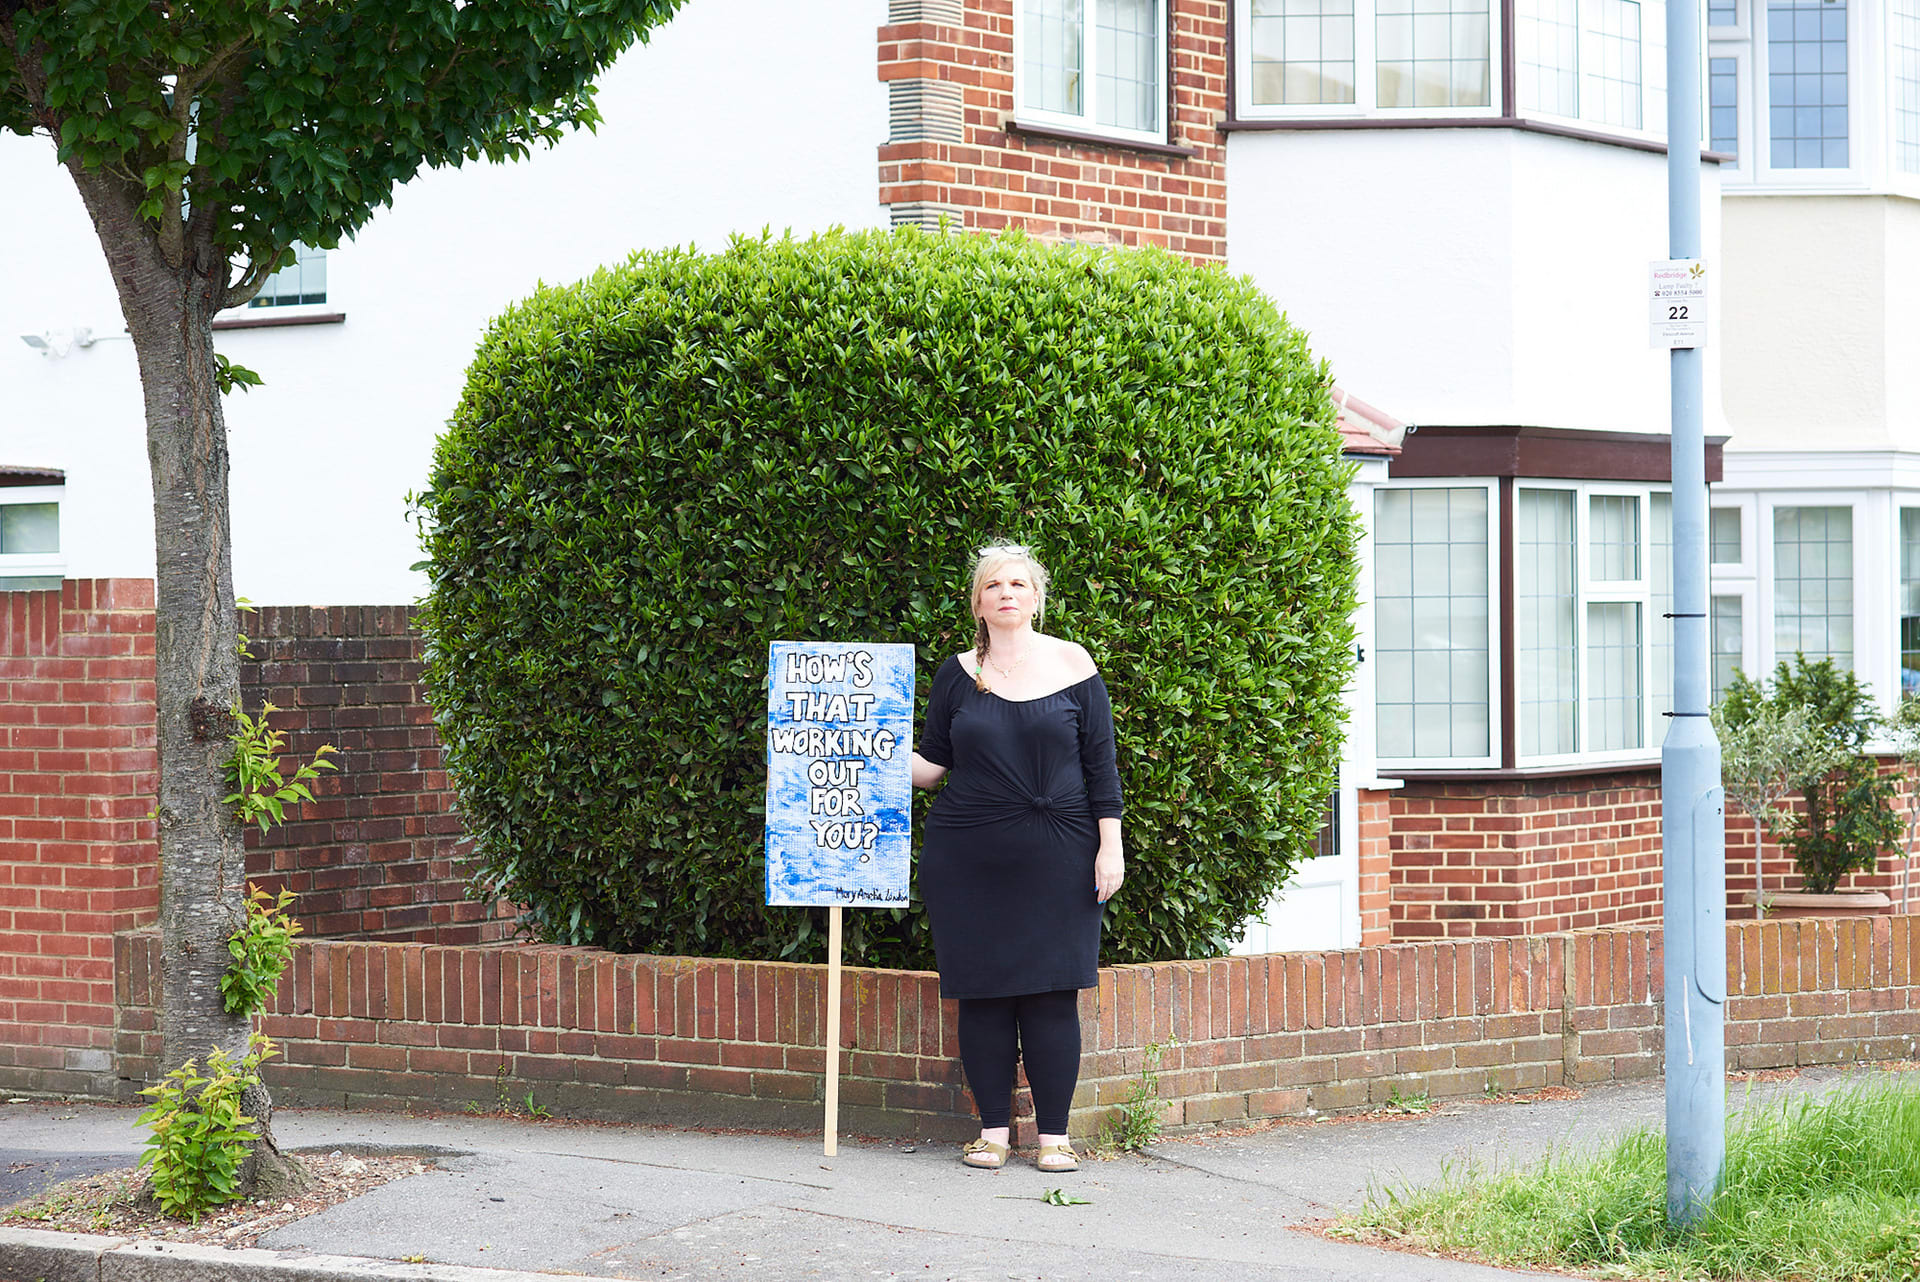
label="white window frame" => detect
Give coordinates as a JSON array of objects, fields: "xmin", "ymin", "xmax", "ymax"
[
  {"xmin": 1514, "ymin": 481, "xmax": 1667, "ymax": 768},
  {"xmin": 229, "ymin": 242, "xmax": 338, "ymax": 321},
  {"xmin": 1707, "ymin": 41, "xmax": 1754, "ymax": 166},
  {"xmin": 1710, "ymin": 583, "xmax": 1759, "ymax": 698},
  {"xmin": 1014, "ymin": 0, "xmax": 1171, "ymax": 146},
  {"xmin": 0, "ymin": 485, "xmax": 66, "ymax": 585},
  {"xmin": 1513, "ymin": 0, "xmax": 1675, "ymax": 144},
  {"xmin": 1232, "ymin": 0, "xmax": 1507, "ymax": 120},
  {"xmin": 1372, "ymin": 477, "xmax": 1504, "ymax": 771},
  {"xmin": 1710, "ymin": 493, "xmax": 1758, "ymax": 573},
  {"xmin": 1756, "ymin": 493, "xmax": 1872, "ymax": 680},
  {"xmin": 1713, "ymin": 0, "xmax": 1877, "ymax": 191}
]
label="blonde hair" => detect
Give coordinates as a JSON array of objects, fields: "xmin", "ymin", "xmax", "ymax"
[{"xmin": 969, "ymin": 543, "xmax": 1049, "ymax": 692}]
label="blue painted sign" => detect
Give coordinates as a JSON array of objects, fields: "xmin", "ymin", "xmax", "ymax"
[{"xmin": 765, "ymin": 642, "xmax": 914, "ymax": 907}]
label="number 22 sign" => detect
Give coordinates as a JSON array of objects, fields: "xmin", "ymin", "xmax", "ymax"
[{"xmin": 1650, "ymin": 259, "xmax": 1708, "ymax": 350}]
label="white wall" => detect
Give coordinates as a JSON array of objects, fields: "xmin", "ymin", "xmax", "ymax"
[
  {"xmin": 1227, "ymin": 128, "xmax": 1726, "ymax": 436},
  {"xmin": 0, "ymin": 0, "xmax": 889, "ymax": 605}
]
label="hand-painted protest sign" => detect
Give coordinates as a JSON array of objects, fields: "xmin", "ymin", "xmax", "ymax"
[{"xmin": 764, "ymin": 642, "xmax": 913, "ymax": 907}]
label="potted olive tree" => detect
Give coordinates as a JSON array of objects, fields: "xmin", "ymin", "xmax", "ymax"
[{"xmin": 1716, "ymin": 658, "xmax": 1901, "ymax": 918}]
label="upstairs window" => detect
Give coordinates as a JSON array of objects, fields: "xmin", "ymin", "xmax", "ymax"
[
  {"xmin": 249, "ymin": 242, "xmax": 327, "ymax": 308},
  {"xmin": 1514, "ymin": 0, "xmax": 1667, "ymax": 133},
  {"xmin": 1018, "ymin": 0, "xmax": 1168, "ymax": 144},
  {"xmin": 1238, "ymin": 0, "xmax": 1497, "ymax": 115}
]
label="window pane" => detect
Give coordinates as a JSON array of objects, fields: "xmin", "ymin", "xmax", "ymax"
[
  {"xmin": 1712, "ymin": 594, "xmax": 1744, "ymax": 701},
  {"xmin": 0, "ymin": 503, "xmax": 58, "ymax": 554},
  {"xmin": 1766, "ymin": 0, "xmax": 1847, "ymax": 168},
  {"xmin": 1375, "ymin": 487, "xmax": 1490, "ymax": 759},
  {"xmin": 1581, "ymin": 0, "xmax": 1643, "ymax": 128},
  {"xmin": 1709, "ymin": 0, "xmax": 1738, "ymax": 25},
  {"xmin": 1710, "ymin": 506, "xmax": 1742, "ymax": 564},
  {"xmin": 1590, "ymin": 493, "xmax": 1642, "ymax": 582},
  {"xmin": 1903, "ymin": 508, "xmax": 1920, "ymax": 695},
  {"xmin": 1376, "ymin": 0, "xmax": 1491, "ymax": 108},
  {"xmin": 1895, "ymin": 0, "xmax": 1920, "ymax": 173},
  {"xmin": 1518, "ymin": 488, "xmax": 1577, "ymax": 756},
  {"xmin": 1651, "ymin": 492, "xmax": 1672, "ymax": 721},
  {"xmin": 250, "ymin": 242, "xmax": 328, "ymax": 308},
  {"xmin": 1251, "ymin": 0, "xmax": 1357, "ymax": 105},
  {"xmin": 1588, "ymin": 602, "xmax": 1644, "ymax": 751},
  {"xmin": 1710, "ymin": 56, "xmax": 1741, "ymax": 157},
  {"xmin": 1518, "ymin": 0, "xmax": 1580, "ymax": 117},
  {"xmin": 1773, "ymin": 505, "xmax": 1853, "ymax": 668},
  {"xmin": 1096, "ymin": 0, "xmax": 1160, "ymax": 130},
  {"xmin": 1024, "ymin": 0, "xmax": 1086, "ymax": 116}
]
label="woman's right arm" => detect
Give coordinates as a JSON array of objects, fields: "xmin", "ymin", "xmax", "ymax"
[
  {"xmin": 911, "ymin": 753, "xmax": 948, "ymax": 790},
  {"xmin": 914, "ymin": 657, "xmax": 954, "ymax": 790}
]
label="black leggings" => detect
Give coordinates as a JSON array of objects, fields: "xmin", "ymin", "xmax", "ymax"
[{"xmin": 955, "ymin": 989, "xmax": 1082, "ymax": 1135}]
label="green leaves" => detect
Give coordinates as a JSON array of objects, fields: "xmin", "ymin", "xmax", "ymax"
[
  {"xmin": 220, "ymin": 882, "xmax": 303, "ymax": 1017},
  {"xmin": 136, "ymin": 1035, "xmax": 277, "ymax": 1222},
  {"xmin": 417, "ymin": 228, "xmax": 1361, "ymax": 967},
  {"xmin": 4, "ymin": 0, "xmax": 686, "ymax": 300},
  {"xmin": 221, "ymin": 700, "xmax": 336, "ymax": 834}
]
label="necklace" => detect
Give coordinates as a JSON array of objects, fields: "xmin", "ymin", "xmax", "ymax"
[{"xmin": 986, "ymin": 645, "xmax": 1031, "ymax": 680}]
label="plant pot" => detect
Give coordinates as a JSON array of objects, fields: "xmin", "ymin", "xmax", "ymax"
[{"xmin": 1745, "ymin": 891, "xmax": 1896, "ymax": 919}]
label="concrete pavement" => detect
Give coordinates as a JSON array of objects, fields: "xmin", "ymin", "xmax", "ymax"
[{"xmin": 1, "ymin": 1068, "xmax": 1893, "ymax": 1281}]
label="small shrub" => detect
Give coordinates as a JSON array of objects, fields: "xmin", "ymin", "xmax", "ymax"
[
  {"xmin": 418, "ymin": 227, "xmax": 1359, "ymax": 966},
  {"xmin": 136, "ymin": 1036, "xmax": 277, "ymax": 1222},
  {"xmin": 1766, "ymin": 656, "xmax": 1903, "ymax": 894}
]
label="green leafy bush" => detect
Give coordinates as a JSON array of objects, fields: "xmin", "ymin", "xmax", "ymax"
[
  {"xmin": 416, "ymin": 227, "xmax": 1359, "ymax": 966},
  {"xmin": 136, "ymin": 1036, "xmax": 275, "ymax": 1222},
  {"xmin": 1722, "ymin": 656, "xmax": 1902, "ymax": 895}
]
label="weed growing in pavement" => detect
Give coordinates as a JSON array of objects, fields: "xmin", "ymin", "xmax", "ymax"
[
  {"xmin": 1098, "ymin": 1039, "xmax": 1174, "ymax": 1153},
  {"xmin": 1383, "ymin": 1085, "xmax": 1435, "ymax": 1114},
  {"xmin": 1345, "ymin": 1077, "xmax": 1920, "ymax": 1281}
]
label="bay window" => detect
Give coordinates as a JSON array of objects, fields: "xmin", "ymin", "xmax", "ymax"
[
  {"xmin": 1017, "ymin": 0, "xmax": 1168, "ymax": 144},
  {"xmin": 1374, "ymin": 475, "xmax": 1675, "ymax": 770},
  {"xmin": 1771, "ymin": 504, "xmax": 1853, "ymax": 667}
]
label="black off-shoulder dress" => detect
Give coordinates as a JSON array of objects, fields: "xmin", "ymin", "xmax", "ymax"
[{"xmin": 917, "ymin": 655, "xmax": 1124, "ymax": 1000}]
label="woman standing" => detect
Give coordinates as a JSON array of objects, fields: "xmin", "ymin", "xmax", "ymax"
[{"xmin": 912, "ymin": 544, "xmax": 1124, "ymax": 1172}]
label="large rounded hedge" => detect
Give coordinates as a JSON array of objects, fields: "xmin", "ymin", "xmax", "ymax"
[{"xmin": 417, "ymin": 227, "xmax": 1359, "ymax": 967}]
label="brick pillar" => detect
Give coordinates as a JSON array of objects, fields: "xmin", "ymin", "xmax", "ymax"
[
  {"xmin": 1356, "ymin": 788, "xmax": 1393, "ymax": 946},
  {"xmin": 0, "ymin": 580, "xmax": 159, "ymax": 1094}
]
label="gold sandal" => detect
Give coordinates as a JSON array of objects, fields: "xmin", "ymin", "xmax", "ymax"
[
  {"xmin": 1035, "ymin": 1143, "xmax": 1078, "ymax": 1172},
  {"xmin": 961, "ymin": 1137, "xmax": 1010, "ymax": 1169}
]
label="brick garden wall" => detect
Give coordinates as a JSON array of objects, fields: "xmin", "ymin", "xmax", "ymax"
[
  {"xmin": 0, "ymin": 581, "xmax": 159, "ymax": 1095},
  {"xmin": 877, "ymin": 0, "xmax": 1228, "ymax": 261},
  {"xmin": 239, "ymin": 605, "xmax": 512, "ymax": 944},
  {"xmin": 112, "ymin": 917, "xmax": 1920, "ymax": 1140},
  {"xmin": 1387, "ymin": 771, "xmax": 1666, "ymax": 939}
]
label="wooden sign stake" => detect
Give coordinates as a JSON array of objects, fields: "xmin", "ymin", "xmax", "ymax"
[{"xmin": 824, "ymin": 904, "xmax": 843, "ymax": 1156}]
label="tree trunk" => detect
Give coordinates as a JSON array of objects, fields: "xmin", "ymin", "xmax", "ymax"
[{"xmin": 63, "ymin": 168, "xmax": 307, "ymax": 1200}]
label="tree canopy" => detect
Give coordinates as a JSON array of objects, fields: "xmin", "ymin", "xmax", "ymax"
[{"xmin": 2, "ymin": 0, "xmax": 683, "ymax": 303}]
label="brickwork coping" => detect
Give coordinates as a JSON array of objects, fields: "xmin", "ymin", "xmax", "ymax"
[{"xmin": 108, "ymin": 918, "xmax": 1920, "ymax": 1143}]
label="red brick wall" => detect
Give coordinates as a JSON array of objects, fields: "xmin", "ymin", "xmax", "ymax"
[
  {"xmin": 877, "ymin": 0, "xmax": 1228, "ymax": 262},
  {"xmin": 1389, "ymin": 770, "xmax": 1665, "ymax": 940},
  {"xmin": 1357, "ymin": 788, "xmax": 1393, "ymax": 946},
  {"xmin": 239, "ymin": 605, "xmax": 512, "ymax": 944},
  {"xmin": 111, "ymin": 917, "xmax": 1920, "ymax": 1134},
  {"xmin": 0, "ymin": 581, "xmax": 158, "ymax": 1095}
]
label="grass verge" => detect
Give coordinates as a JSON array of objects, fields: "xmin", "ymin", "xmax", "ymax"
[{"xmin": 1339, "ymin": 1078, "xmax": 1920, "ymax": 1281}]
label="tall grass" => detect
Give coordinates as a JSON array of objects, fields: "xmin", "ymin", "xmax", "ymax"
[{"xmin": 1352, "ymin": 1079, "xmax": 1920, "ymax": 1281}]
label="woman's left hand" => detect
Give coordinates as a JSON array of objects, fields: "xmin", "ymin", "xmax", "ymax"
[{"xmin": 1094, "ymin": 845, "xmax": 1125, "ymax": 903}]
